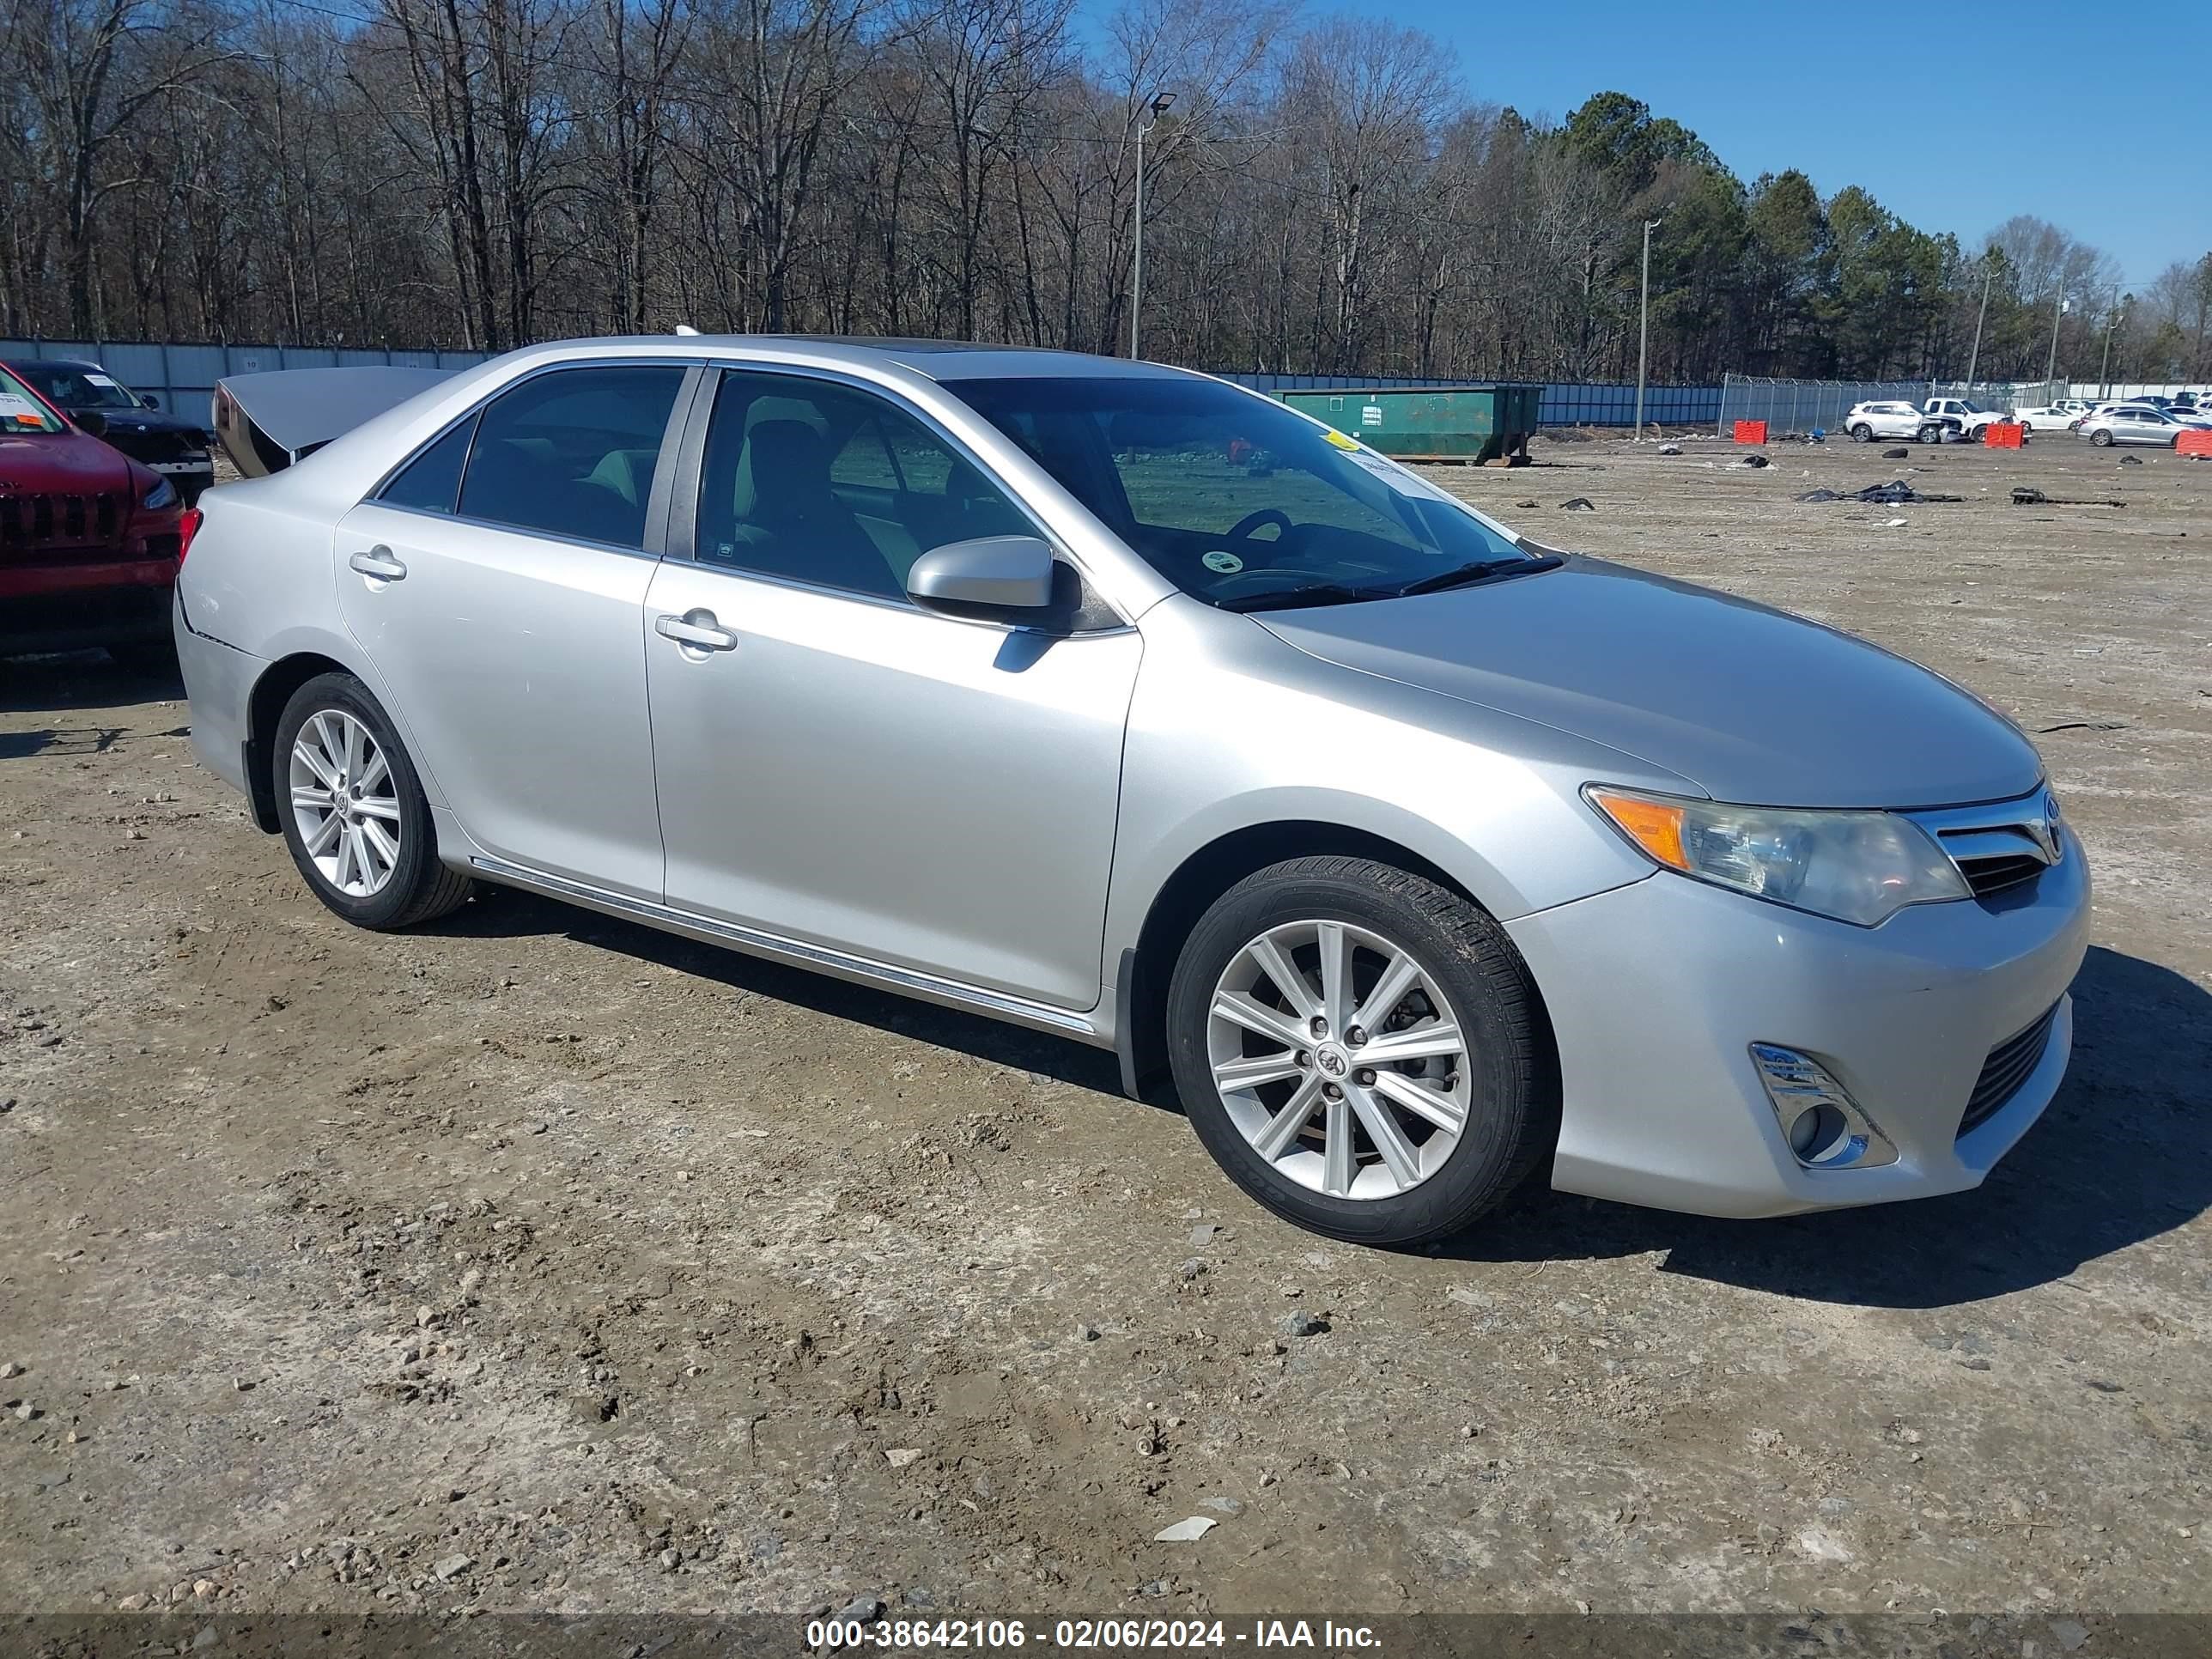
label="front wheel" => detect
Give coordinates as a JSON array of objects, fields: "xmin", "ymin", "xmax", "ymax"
[
  {"xmin": 2090, "ymin": 428, "xmax": 2113, "ymax": 447},
  {"xmin": 1849, "ymin": 424, "xmax": 1872, "ymax": 442},
  {"xmin": 1165, "ymin": 856, "xmax": 1557, "ymax": 1246},
  {"xmin": 273, "ymin": 672, "xmax": 473, "ymax": 930},
  {"xmin": 1917, "ymin": 423, "xmax": 1944, "ymax": 445}
]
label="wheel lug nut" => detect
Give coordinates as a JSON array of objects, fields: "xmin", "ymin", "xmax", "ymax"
[
  {"xmin": 1322, "ymin": 1082, "xmax": 1342, "ymax": 1101},
  {"xmin": 1294, "ymin": 1050, "xmax": 1311, "ymax": 1068},
  {"xmin": 1346, "ymin": 1026, "xmax": 1365, "ymax": 1047},
  {"xmin": 1309, "ymin": 1016, "xmax": 1328, "ymax": 1038},
  {"xmin": 1356, "ymin": 1069, "xmax": 1376, "ymax": 1086}
]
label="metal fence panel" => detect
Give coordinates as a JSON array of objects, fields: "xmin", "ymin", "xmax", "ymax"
[
  {"xmin": 0, "ymin": 337, "xmax": 496, "ymax": 428},
  {"xmin": 1714, "ymin": 373, "xmax": 2085, "ymax": 437},
  {"xmin": 3, "ymin": 335, "xmax": 1774, "ymax": 433}
]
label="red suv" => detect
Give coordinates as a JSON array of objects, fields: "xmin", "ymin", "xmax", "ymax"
[{"xmin": 0, "ymin": 362, "xmax": 189, "ymax": 665}]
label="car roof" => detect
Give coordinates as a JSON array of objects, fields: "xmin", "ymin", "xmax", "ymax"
[
  {"xmin": 521, "ymin": 334, "xmax": 1206, "ymax": 384},
  {"xmin": 0, "ymin": 356, "xmax": 106, "ymax": 374}
]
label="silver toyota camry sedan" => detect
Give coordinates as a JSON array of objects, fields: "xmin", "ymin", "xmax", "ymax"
[{"xmin": 173, "ymin": 337, "xmax": 2087, "ymax": 1245}]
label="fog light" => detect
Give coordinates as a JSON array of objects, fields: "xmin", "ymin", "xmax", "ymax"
[{"xmin": 1749, "ymin": 1043, "xmax": 1898, "ymax": 1170}]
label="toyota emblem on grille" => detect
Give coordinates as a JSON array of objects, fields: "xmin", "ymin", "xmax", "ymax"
[{"xmin": 2034, "ymin": 791, "xmax": 2063, "ymax": 860}]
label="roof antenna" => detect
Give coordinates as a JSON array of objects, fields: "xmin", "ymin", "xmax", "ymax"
[{"xmin": 672, "ymin": 325, "xmax": 700, "ymax": 337}]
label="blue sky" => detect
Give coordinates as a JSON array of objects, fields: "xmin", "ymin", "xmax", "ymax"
[{"xmin": 1180, "ymin": 0, "xmax": 2211, "ymax": 287}]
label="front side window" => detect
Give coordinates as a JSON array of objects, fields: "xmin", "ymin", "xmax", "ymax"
[
  {"xmin": 457, "ymin": 365, "xmax": 687, "ymax": 550},
  {"xmin": 945, "ymin": 375, "xmax": 1543, "ymax": 611},
  {"xmin": 692, "ymin": 370, "xmax": 1032, "ymax": 601}
]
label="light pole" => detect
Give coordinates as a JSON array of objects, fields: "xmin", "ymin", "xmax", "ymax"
[
  {"xmin": 1130, "ymin": 90, "xmax": 1175, "ymax": 360},
  {"xmin": 1633, "ymin": 216, "xmax": 1661, "ymax": 440},
  {"xmin": 1962, "ymin": 258, "xmax": 1994, "ymax": 395}
]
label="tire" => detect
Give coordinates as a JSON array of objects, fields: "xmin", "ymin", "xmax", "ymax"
[
  {"xmin": 1849, "ymin": 424, "xmax": 1871, "ymax": 442},
  {"xmin": 2090, "ymin": 428, "xmax": 2113, "ymax": 447},
  {"xmin": 1164, "ymin": 855, "xmax": 1557, "ymax": 1246},
  {"xmin": 1917, "ymin": 423, "xmax": 1943, "ymax": 445},
  {"xmin": 272, "ymin": 672, "xmax": 472, "ymax": 930}
]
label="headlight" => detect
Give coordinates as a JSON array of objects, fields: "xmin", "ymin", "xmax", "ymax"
[
  {"xmin": 142, "ymin": 477, "xmax": 177, "ymax": 510},
  {"xmin": 1585, "ymin": 786, "xmax": 1968, "ymax": 927}
]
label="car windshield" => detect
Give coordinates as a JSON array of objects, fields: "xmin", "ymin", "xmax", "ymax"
[
  {"xmin": 9, "ymin": 362, "xmax": 142, "ymax": 410},
  {"xmin": 944, "ymin": 375, "xmax": 1547, "ymax": 609},
  {"xmin": 0, "ymin": 367, "xmax": 67, "ymax": 434}
]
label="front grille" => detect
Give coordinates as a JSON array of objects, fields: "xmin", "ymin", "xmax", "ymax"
[
  {"xmin": 0, "ymin": 490, "xmax": 126, "ymax": 553},
  {"xmin": 1908, "ymin": 791, "xmax": 2063, "ymax": 902},
  {"xmin": 1959, "ymin": 1002, "xmax": 2060, "ymax": 1136},
  {"xmin": 117, "ymin": 429, "xmax": 203, "ymax": 465},
  {"xmin": 1960, "ymin": 853, "xmax": 2048, "ymax": 898}
]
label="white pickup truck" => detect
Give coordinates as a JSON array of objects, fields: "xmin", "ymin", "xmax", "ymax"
[{"xmin": 1921, "ymin": 398, "xmax": 2023, "ymax": 441}]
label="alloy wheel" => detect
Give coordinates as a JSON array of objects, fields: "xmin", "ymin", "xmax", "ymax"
[
  {"xmin": 1206, "ymin": 919, "xmax": 1472, "ymax": 1200},
  {"xmin": 289, "ymin": 708, "xmax": 402, "ymax": 897}
]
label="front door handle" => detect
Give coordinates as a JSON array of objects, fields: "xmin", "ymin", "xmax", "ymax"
[
  {"xmin": 655, "ymin": 610, "xmax": 738, "ymax": 652},
  {"xmin": 349, "ymin": 546, "xmax": 407, "ymax": 581}
]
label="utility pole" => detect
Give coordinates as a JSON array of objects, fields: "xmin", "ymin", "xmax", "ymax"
[
  {"xmin": 2045, "ymin": 283, "xmax": 2067, "ymax": 388},
  {"xmin": 2100, "ymin": 293, "xmax": 2130, "ymax": 399},
  {"xmin": 1129, "ymin": 91, "xmax": 1175, "ymax": 360},
  {"xmin": 1963, "ymin": 259, "xmax": 1994, "ymax": 395},
  {"xmin": 1633, "ymin": 217, "xmax": 1661, "ymax": 440}
]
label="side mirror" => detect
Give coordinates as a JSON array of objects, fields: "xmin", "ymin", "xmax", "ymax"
[
  {"xmin": 141, "ymin": 393, "xmax": 161, "ymax": 410},
  {"xmin": 905, "ymin": 535, "xmax": 1057, "ymax": 617},
  {"xmin": 76, "ymin": 410, "xmax": 109, "ymax": 438}
]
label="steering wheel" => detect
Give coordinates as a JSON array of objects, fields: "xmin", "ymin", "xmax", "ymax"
[{"xmin": 1224, "ymin": 507, "xmax": 1293, "ymax": 542}]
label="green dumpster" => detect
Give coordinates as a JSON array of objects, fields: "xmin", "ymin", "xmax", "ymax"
[{"xmin": 1279, "ymin": 384, "xmax": 1545, "ymax": 465}]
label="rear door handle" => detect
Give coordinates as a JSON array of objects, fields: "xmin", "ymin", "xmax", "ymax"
[
  {"xmin": 655, "ymin": 611, "xmax": 738, "ymax": 652},
  {"xmin": 349, "ymin": 546, "xmax": 407, "ymax": 581}
]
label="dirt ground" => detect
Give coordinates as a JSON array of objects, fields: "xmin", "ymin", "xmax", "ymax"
[{"xmin": 2, "ymin": 434, "xmax": 2209, "ymax": 1635}]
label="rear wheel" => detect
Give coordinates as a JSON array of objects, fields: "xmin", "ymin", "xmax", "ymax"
[
  {"xmin": 1165, "ymin": 856, "xmax": 1556, "ymax": 1246},
  {"xmin": 272, "ymin": 672, "xmax": 472, "ymax": 930}
]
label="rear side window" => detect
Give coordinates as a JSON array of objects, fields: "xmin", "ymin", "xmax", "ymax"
[
  {"xmin": 457, "ymin": 366, "xmax": 687, "ymax": 550},
  {"xmin": 380, "ymin": 416, "xmax": 477, "ymax": 514}
]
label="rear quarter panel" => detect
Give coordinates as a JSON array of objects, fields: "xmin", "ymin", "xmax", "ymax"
[{"xmin": 178, "ymin": 477, "xmax": 450, "ymax": 811}]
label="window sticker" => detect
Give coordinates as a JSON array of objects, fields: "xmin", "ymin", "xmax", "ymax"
[
  {"xmin": 1322, "ymin": 428, "xmax": 1360, "ymax": 452},
  {"xmin": 1201, "ymin": 550, "xmax": 1244, "ymax": 574},
  {"xmin": 84, "ymin": 373, "xmax": 121, "ymax": 388},
  {"xmin": 0, "ymin": 392, "xmax": 46, "ymax": 423}
]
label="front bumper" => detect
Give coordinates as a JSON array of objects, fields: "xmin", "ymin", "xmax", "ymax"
[
  {"xmin": 0, "ymin": 563, "xmax": 176, "ymax": 655},
  {"xmin": 1505, "ymin": 841, "xmax": 2089, "ymax": 1218}
]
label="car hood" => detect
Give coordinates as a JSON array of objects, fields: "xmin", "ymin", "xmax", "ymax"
[
  {"xmin": 1254, "ymin": 556, "xmax": 2043, "ymax": 810},
  {"xmin": 0, "ymin": 428, "xmax": 134, "ymax": 495}
]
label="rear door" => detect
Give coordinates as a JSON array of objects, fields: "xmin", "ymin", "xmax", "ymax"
[
  {"xmin": 334, "ymin": 362, "xmax": 695, "ymax": 897},
  {"xmin": 641, "ymin": 366, "xmax": 1141, "ymax": 1009}
]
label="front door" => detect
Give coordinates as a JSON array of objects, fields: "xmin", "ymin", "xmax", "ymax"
[
  {"xmin": 643, "ymin": 368, "xmax": 1140, "ymax": 1009},
  {"xmin": 334, "ymin": 362, "xmax": 691, "ymax": 896}
]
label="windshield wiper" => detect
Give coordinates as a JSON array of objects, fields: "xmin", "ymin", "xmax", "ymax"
[
  {"xmin": 1391, "ymin": 554, "xmax": 1561, "ymax": 598},
  {"xmin": 1217, "ymin": 582, "xmax": 1388, "ymax": 613}
]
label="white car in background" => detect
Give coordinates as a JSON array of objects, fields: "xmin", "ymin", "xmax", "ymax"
[
  {"xmin": 1844, "ymin": 401, "xmax": 1944, "ymax": 444},
  {"xmin": 2014, "ymin": 403, "xmax": 2088, "ymax": 432}
]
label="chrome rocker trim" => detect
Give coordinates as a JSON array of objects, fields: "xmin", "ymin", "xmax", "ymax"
[{"xmin": 465, "ymin": 854, "xmax": 1104, "ymax": 1042}]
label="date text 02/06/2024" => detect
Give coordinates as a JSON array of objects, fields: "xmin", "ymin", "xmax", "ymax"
[{"xmin": 805, "ymin": 1618, "xmax": 1383, "ymax": 1650}]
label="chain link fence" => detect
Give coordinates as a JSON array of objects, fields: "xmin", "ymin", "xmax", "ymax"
[{"xmin": 1717, "ymin": 374, "xmax": 2061, "ymax": 438}]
